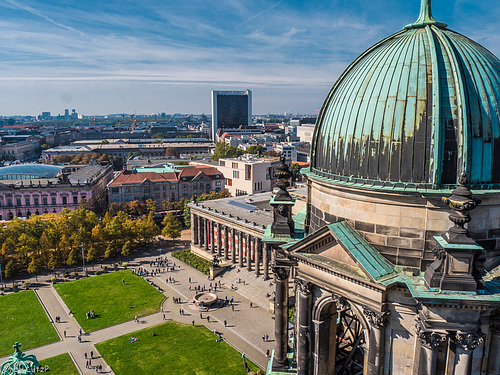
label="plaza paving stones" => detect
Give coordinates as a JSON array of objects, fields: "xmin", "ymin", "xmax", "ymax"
[{"xmin": 0, "ymin": 239, "xmax": 276, "ymax": 373}]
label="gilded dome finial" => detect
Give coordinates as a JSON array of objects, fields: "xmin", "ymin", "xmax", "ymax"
[{"xmin": 405, "ymin": 0, "xmax": 447, "ymax": 29}]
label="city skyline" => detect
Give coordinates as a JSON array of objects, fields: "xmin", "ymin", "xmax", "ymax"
[{"xmin": 1, "ymin": 0, "xmax": 499, "ymax": 117}]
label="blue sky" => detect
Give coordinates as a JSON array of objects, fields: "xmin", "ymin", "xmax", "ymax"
[{"xmin": 1, "ymin": 0, "xmax": 499, "ymax": 117}]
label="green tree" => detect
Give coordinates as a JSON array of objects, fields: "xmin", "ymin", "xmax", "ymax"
[
  {"xmin": 4, "ymin": 259, "xmax": 18, "ymax": 287},
  {"xmin": 162, "ymin": 212, "xmax": 182, "ymax": 242},
  {"xmin": 146, "ymin": 199, "xmax": 157, "ymax": 213},
  {"xmin": 152, "ymin": 133, "xmax": 163, "ymax": 139},
  {"xmin": 245, "ymin": 145, "xmax": 263, "ymax": 155},
  {"xmin": 27, "ymin": 256, "xmax": 41, "ymax": 282},
  {"xmin": 211, "ymin": 142, "xmax": 244, "ymax": 161}
]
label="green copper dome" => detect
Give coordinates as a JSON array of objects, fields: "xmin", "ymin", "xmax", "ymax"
[{"xmin": 311, "ymin": 0, "xmax": 500, "ymax": 189}]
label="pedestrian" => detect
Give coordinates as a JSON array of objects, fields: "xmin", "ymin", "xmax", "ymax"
[
  {"xmin": 79, "ymin": 328, "xmax": 82, "ymax": 336},
  {"xmin": 86, "ymin": 360, "xmax": 88, "ymax": 368},
  {"xmin": 265, "ymin": 334, "xmax": 269, "ymax": 341},
  {"xmin": 90, "ymin": 350, "xmax": 93, "ymax": 359},
  {"xmin": 262, "ymin": 335, "xmax": 265, "ymax": 342},
  {"xmin": 85, "ymin": 352, "xmax": 87, "ymax": 359},
  {"xmin": 163, "ymin": 313, "xmax": 166, "ymax": 321},
  {"xmin": 192, "ymin": 320, "xmax": 195, "ymax": 326},
  {"xmin": 207, "ymin": 315, "xmax": 210, "ymax": 323},
  {"xmin": 224, "ymin": 320, "xmax": 227, "ymax": 327},
  {"xmin": 250, "ymin": 302, "xmax": 253, "ymax": 308},
  {"xmin": 64, "ymin": 330, "xmax": 66, "ymax": 338},
  {"xmin": 200, "ymin": 313, "xmax": 203, "ymax": 319},
  {"xmin": 122, "ymin": 279, "xmax": 125, "ymax": 285},
  {"xmin": 232, "ymin": 305, "xmax": 234, "ymax": 311}
]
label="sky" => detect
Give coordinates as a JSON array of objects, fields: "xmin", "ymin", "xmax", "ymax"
[{"xmin": 1, "ymin": 0, "xmax": 499, "ymax": 117}]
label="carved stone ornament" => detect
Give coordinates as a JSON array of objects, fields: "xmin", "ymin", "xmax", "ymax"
[
  {"xmin": 490, "ymin": 316, "xmax": 500, "ymax": 335},
  {"xmin": 272, "ymin": 266, "xmax": 289, "ymax": 281},
  {"xmin": 454, "ymin": 332, "xmax": 485, "ymax": 351},
  {"xmin": 332, "ymin": 293, "xmax": 348, "ymax": 311},
  {"xmin": 295, "ymin": 279, "xmax": 314, "ymax": 295},
  {"xmin": 363, "ymin": 308, "xmax": 390, "ymax": 328},
  {"xmin": 416, "ymin": 322, "xmax": 447, "ymax": 349}
]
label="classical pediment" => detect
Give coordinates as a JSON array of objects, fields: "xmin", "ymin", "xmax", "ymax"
[{"xmin": 286, "ymin": 221, "xmax": 396, "ymax": 283}]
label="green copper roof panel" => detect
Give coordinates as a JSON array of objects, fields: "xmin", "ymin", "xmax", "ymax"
[{"xmin": 327, "ymin": 221, "xmax": 396, "ymax": 281}]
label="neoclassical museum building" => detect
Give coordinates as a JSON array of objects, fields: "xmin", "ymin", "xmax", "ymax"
[{"xmin": 190, "ymin": 1, "xmax": 500, "ymax": 374}]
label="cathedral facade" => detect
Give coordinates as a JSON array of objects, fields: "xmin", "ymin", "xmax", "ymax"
[{"xmin": 265, "ymin": 1, "xmax": 500, "ymax": 374}]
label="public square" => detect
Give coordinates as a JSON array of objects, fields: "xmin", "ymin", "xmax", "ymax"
[{"xmin": 0, "ymin": 233, "xmax": 275, "ymax": 374}]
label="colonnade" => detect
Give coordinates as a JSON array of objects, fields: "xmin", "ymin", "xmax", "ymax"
[{"xmin": 191, "ymin": 213, "xmax": 271, "ymax": 279}]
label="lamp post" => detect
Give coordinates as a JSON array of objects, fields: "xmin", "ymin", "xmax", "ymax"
[
  {"xmin": 0, "ymin": 260, "xmax": 4, "ymax": 288},
  {"xmin": 81, "ymin": 242, "xmax": 86, "ymax": 274}
]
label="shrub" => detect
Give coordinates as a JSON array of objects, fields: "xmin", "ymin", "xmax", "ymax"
[
  {"xmin": 122, "ymin": 262, "xmax": 128, "ymax": 269},
  {"xmin": 172, "ymin": 249, "xmax": 210, "ymax": 275},
  {"xmin": 23, "ymin": 281, "xmax": 30, "ymax": 290},
  {"xmin": 50, "ymin": 276, "xmax": 56, "ymax": 283}
]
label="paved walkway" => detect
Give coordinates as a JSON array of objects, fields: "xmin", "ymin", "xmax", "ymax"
[{"xmin": 1, "ymin": 235, "xmax": 276, "ymax": 373}]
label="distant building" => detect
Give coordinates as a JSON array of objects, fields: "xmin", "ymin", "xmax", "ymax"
[
  {"xmin": 0, "ymin": 140, "xmax": 41, "ymax": 161},
  {"xmin": 107, "ymin": 165, "xmax": 225, "ymax": 204},
  {"xmin": 0, "ymin": 162, "xmax": 113, "ymax": 220},
  {"xmin": 275, "ymin": 143, "xmax": 297, "ymax": 161},
  {"xmin": 296, "ymin": 123, "xmax": 315, "ymax": 144},
  {"xmin": 211, "ymin": 90, "xmax": 252, "ymax": 141},
  {"xmin": 196, "ymin": 155, "xmax": 288, "ymax": 197}
]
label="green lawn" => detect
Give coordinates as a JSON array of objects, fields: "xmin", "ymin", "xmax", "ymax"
[
  {"xmin": 54, "ymin": 270, "xmax": 165, "ymax": 332},
  {"xmin": 38, "ymin": 353, "xmax": 79, "ymax": 375},
  {"xmin": 0, "ymin": 291, "xmax": 59, "ymax": 357},
  {"xmin": 96, "ymin": 322, "xmax": 261, "ymax": 375}
]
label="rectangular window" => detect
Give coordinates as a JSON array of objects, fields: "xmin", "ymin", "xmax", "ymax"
[
  {"xmin": 61, "ymin": 197, "xmax": 66, "ymax": 205},
  {"xmin": 232, "ymin": 162, "xmax": 238, "ymax": 169},
  {"xmin": 43, "ymin": 197, "xmax": 48, "ymax": 205},
  {"xmin": 73, "ymin": 196, "xmax": 78, "ymax": 204},
  {"xmin": 245, "ymin": 165, "xmax": 252, "ymax": 180},
  {"xmin": 7, "ymin": 198, "xmax": 12, "ymax": 207},
  {"xmin": 225, "ymin": 178, "xmax": 232, "ymax": 186},
  {"xmin": 51, "ymin": 197, "xmax": 56, "ymax": 205},
  {"xmin": 34, "ymin": 197, "xmax": 39, "ymax": 206},
  {"xmin": 219, "ymin": 160, "xmax": 225, "ymax": 167},
  {"xmin": 112, "ymin": 188, "xmax": 119, "ymax": 194},
  {"xmin": 125, "ymin": 195, "xmax": 131, "ymax": 201},
  {"xmin": 144, "ymin": 188, "xmax": 150, "ymax": 193},
  {"xmin": 134, "ymin": 187, "xmax": 140, "ymax": 193},
  {"xmin": 24, "ymin": 197, "xmax": 30, "ymax": 206},
  {"xmin": 16, "ymin": 198, "xmax": 22, "ymax": 206},
  {"xmin": 215, "ymin": 181, "xmax": 221, "ymax": 186},
  {"xmin": 125, "ymin": 188, "xmax": 131, "ymax": 193},
  {"xmin": 233, "ymin": 170, "xmax": 239, "ymax": 178},
  {"xmin": 170, "ymin": 184, "xmax": 175, "ymax": 190},
  {"xmin": 113, "ymin": 196, "xmax": 120, "ymax": 202}
]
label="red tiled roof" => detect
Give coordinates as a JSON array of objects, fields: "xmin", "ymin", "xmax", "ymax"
[
  {"xmin": 109, "ymin": 165, "xmax": 223, "ymax": 186},
  {"xmin": 108, "ymin": 170, "xmax": 178, "ymax": 186}
]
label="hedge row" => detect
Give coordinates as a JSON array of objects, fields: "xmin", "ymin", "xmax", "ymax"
[{"xmin": 172, "ymin": 249, "xmax": 210, "ymax": 275}]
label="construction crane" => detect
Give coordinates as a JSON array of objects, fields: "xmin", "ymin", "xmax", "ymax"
[{"xmin": 119, "ymin": 113, "xmax": 137, "ymax": 132}]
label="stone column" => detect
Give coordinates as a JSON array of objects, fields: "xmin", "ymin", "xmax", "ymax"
[
  {"xmin": 238, "ymin": 231, "xmax": 244, "ymax": 267},
  {"xmin": 296, "ymin": 279, "xmax": 313, "ymax": 375},
  {"xmin": 203, "ymin": 218, "xmax": 209, "ymax": 252},
  {"xmin": 217, "ymin": 223, "xmax": 222, "ymax": 257},
  {"xmin": 415, "ymin": 321, "xmax": 447, "ymax": 375},
  {"xmin": 210, "ymin": 220, "xmax": 215, "ymax": 254},
  {"xmin": 363, "ymin": 308, "xmax": 390, "ymax": 375},
  {"xmin": 487, "ymin": 316, "xmax": 500, "ymax": 375},
  {"xmin": 272, "ymin": 266, "xmax": 290, "ymax": 370},
  {"xmin": 231, "ymin": 228, "xmax": 236, "ymax": 264},
  {"xmin": 191, "ymin": 213, "xmax": 198, "ymax": 244},
  {"xmin": 198, "ymin": 216, "xmax": 203, "ymax": 247},
  {"xmin": 246, "ymin": 234, "xmax": 252, "ymax": 271},
  {"xmin": 254, "ymin": 238, "xmax": 261, "ymax": 276},
  {"xmin": 452, "ymin": 332, "xmax": 485, "ymax": 375},
  {"xmin": 223, "ymin": 226, "xmax": 229, "ymax": 260},
  {"xmin": 263, "ymin": 243, "xmax": 269, "ymax": 280}
]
